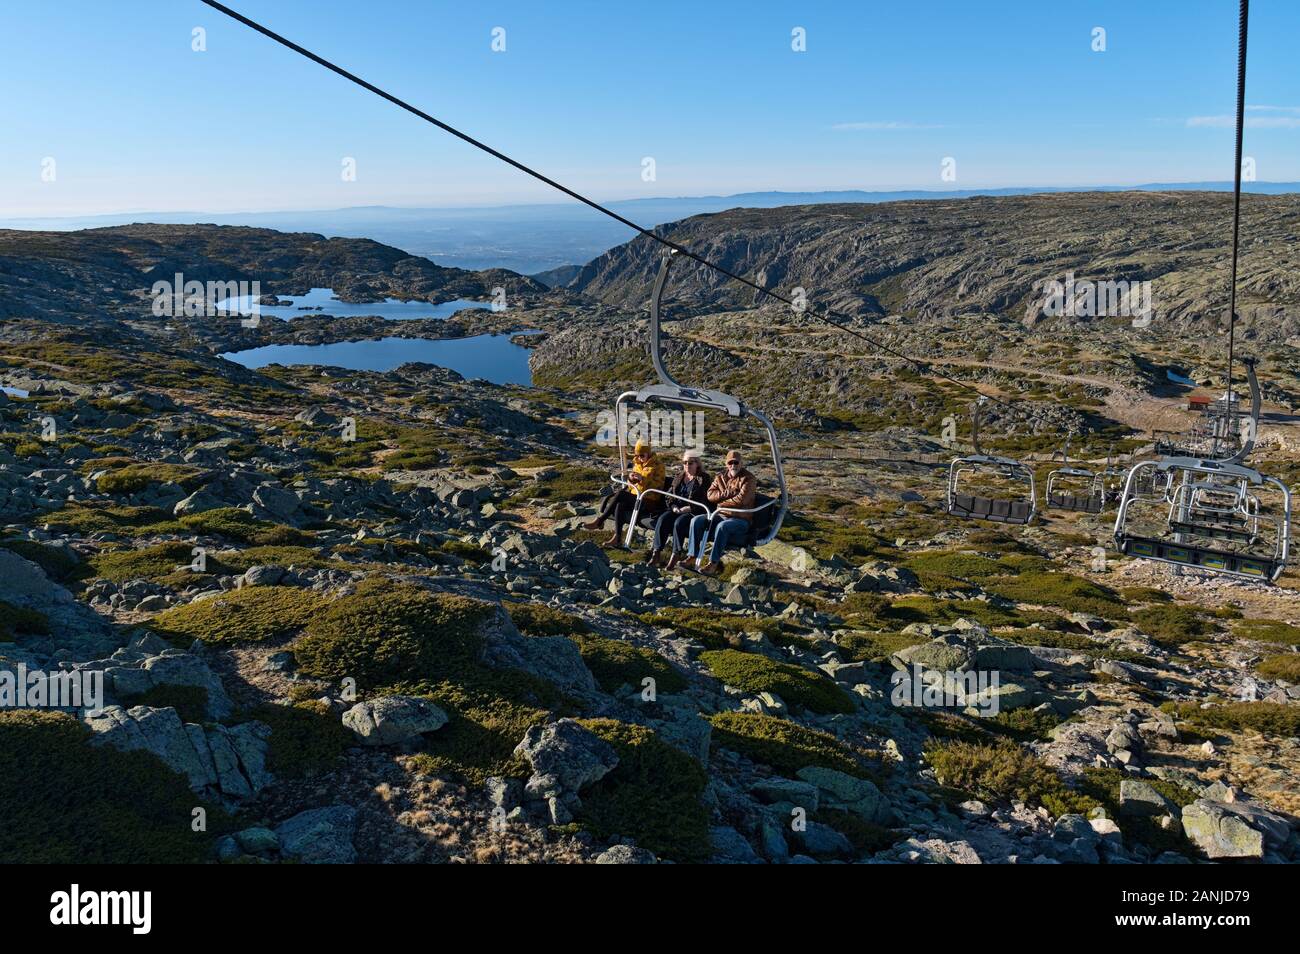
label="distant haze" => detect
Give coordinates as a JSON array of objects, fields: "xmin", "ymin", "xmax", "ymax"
[{"xmin": 4, "ymin": 183, "xmax": 1297, "ymax": 276}]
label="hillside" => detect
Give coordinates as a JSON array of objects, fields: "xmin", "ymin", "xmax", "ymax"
[
  {"xmin": 0, "ymin": 224, "xmax": 548, "ymax": 324},
  {"xmin": 568, "ymin": 192, "xmax": 1300, "ymax": 344}
]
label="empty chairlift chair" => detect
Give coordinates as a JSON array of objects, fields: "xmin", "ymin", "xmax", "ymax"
[
  {"xmin": 1044, "ymin": 433, "xmax": 1106, "ymax": 514},
  {"xmin": 608, "ymin": 251, "xmax": 788, "ymax": 553},
  {"xmin": 945, "ymin": 397, "xmax": 1036, "ymax": 525},
  {"xmin": 1114, "ymin": 359, "xmax": 1292, "ymax": 582}
]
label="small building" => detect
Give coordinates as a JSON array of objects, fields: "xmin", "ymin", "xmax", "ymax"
[{"xmin": 1187, "ymin": 395, "xmax": 1212, "ymax": 411}]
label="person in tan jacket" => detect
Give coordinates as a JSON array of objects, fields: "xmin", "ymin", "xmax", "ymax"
[{"xmin": 686, "ymin": 449, "xmax": 756, "ymax": 574}]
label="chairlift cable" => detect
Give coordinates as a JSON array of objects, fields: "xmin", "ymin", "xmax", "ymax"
[{"xmin": 197, "ymin": 0, "xmax": 1020, "ymax": 413}]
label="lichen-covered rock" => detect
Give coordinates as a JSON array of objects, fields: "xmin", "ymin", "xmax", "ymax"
[
  {"xmin": 513, "ymin": 718, "xmax": 619, "ymax": 802},
  {"xmin": 594, "ymin": 844, "xmax": 657, "ymax": 864},
  {"xmin": 1181, "ymin": 799, "xmax": 1265, "ymax": 859},
  {"xmin": 83, "ymin": 704, "xmax": 271, "ymax": 802},
  {"xmin": 342, "ymin": 695, "xmax": 448, "ymax": 746},
  {"xmin": 275, "ymin": 805, "xmax": 357, "ymax": 864},
  {"xmin": 481, "ymin": 608, "xmax": 597, "ymax": 695},
  {"xmin": 796, "ymin": 766, "xmax": 892, "ymax": 824}
]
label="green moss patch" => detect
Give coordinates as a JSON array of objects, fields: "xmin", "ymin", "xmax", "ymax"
[
  {"xmin": 572, "ymin": 635, "xmax": 687, "ymax": 694},
  {"xmin": 707, "ymin": 711, "xmax": 874, "ymax": 778},
  {"xmin": 293, "ymin": 582, "xmax": 493, "ymax": 686},
  {"xmin": 700, "ymin": 649, "xmax": 854, "ymax": 714},
  {"xmin": 1256, "ymin": 654, "xmax": 1300, "ymax": 682},
  {"xmin": 95, "ymin": 463, "xmax": 205, "ymax": 495},
  {"xmin": 1168, "ymin": 701, "xmax": 1300, "ymax": 738},
  {"xmin": 150, "ymin": 586, "xmax": 326, "ymax": 645},
  {"xmin": 924, "ymin": 738, "xmax": 1094, "ymax": 817},
  {"xmin": 982, "ymin": 571, "xmax": 1128, "ymax": 620},
  {"xmin": 250, "ymin": 701, "xmax": 353, "ymax": 779},
  {"xmin": 506, "ymin": 602, "xmax": 590, "ymax": 638},
  {"xmin": 638, "ymin": 606, "xmax": 782, "ymax": 649},
  {"xmin": 406, "ymin": 683, "xmax": 546, "ymax": 785},
  {"xmin": 836, "ymin": 629, "xmax": 929, "ymax": 663},
  {"xmin": 575, "ymin": 718, "xmax": 710, "ymax": 862},
  {"xmin": 1234, "ymin": 620, "xmax": 1300, "ymax": 647},
  {"xmin": 39, "ymin": 503, "xmax": 181, "ymax": 536},
  {"xmin": 1132, "ymin": 605, "xmax": 1215, "ymax": 647},
  {"xmin": 0, "ymin": 710, "xmax": 224, "ymax": 863},
  {"xmin": 0, "ymin": 600, "xmax": 50, "ymax": 640},
  {"xmin": 88, "ymin": 542, "xmax": 197, "ymax": 583},
  {"xmin": 179, "ymin": 507, "xmax": 311, "ymax": 546},
  {"xmin": 505, "ymin": 465, "xmax": 609, "ymax": 505}
]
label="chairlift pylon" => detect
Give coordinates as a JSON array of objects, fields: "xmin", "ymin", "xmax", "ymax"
[
  {"xmin": 608, "ymin": 251, "xmax": 789, "ymax": 556},
  {"xmin": 945, "ymin": 397, "xmax": 1036, "ymax": 524}
]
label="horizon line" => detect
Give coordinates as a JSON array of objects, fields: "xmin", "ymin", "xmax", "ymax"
[{"xmin": 4, "ymin": 180, "xmax": 1299, "ymax": 225}]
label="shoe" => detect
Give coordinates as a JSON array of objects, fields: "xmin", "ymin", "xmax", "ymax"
[
  {"xmin": 583, "ymin": 519, "xmax": 603, "ymax": 531},
  {"xmin": 603, "ymin": 533, "xmax": 620, "ymax": 547},
  {"xmin": 699, "ymin": 561, "xmax": 723, "ymax": 576},
  {"xmin": 664, "ymin": 552, "xmax": 681, "ymax": 571},
  {"xmin": 645, "ymin": 549, "xmax": 662, "ymax": 567}
]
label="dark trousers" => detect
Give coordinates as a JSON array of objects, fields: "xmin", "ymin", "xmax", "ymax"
[
  {"xmin": 652, "ymin": 509, "xmax": 697, "ymax": 553},
  {"xmin": 595, "ymin": 489, "xmax": 637, "ymax": 536}
]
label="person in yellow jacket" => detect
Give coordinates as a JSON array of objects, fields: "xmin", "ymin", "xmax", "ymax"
[{"xmin": 584, "ymin": 439, "xmax": 666, "ymax": 546}]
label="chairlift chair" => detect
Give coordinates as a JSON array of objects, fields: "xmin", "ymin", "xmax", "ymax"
[
  {"xmin": 607, "ymin": 251, "xmax": 789, "ymax": 558},
  {"xmin": 1114, "ymin": 359, "xmax": 1292, "ymax": 581},
  {"xmin": 945, "ymin": 397, "xmax": 1036, "ymax": 524},
  {"xmin": 1044, "ymin": 433, "xmax": 1106, "ymax": 514}
]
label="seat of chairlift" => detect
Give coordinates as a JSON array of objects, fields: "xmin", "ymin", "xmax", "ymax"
[
  {"xmin": 1047, "ymin": 490, "xmax": 1104, "ymax": 514},
  {"xmin": 1119, "ymin": 534, "xmax": 1279, "ymax": 580},
  {"xmin": 949, "ymin": 493, "xmax": 1034, "ymax": 524},
  {"xmin": 1167, "ymin": 519, "xmax": 1256, "ymax": 544}
]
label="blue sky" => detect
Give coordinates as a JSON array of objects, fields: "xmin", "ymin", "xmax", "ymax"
[{"xmin": 3, "ymin": 0, "xmax": 1298, "ymax": 216}]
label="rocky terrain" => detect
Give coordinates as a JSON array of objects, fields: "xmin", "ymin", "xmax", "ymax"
[
  {"xmin": 2, "ymin": 194, "xmax": 1299, "ymax": 865},
  {"xmin": 569, "ymin": 192, "xmax": 1300, "ymax": 345}
]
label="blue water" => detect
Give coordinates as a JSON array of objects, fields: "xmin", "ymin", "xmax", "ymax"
[
  {"xmin": 1166, "ymin": 368, "xmax": 1196, "ymax": 387},
  {"xmin": 220, "ymin": 334, "xmax": 533, "ymax": 386},
  {"xmin": 1, "ymin": 386, "xmax": 28, "ymax": 398},
  {"xmin": 214, "ymin": 287, "xmax": 486, "ymax": 322}
]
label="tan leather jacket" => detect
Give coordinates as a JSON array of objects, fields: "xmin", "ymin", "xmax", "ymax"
[{"xmin": 707, "ymin": 467, "xmax": 756, "ymax": 521}]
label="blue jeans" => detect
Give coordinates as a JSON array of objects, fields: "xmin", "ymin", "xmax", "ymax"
[{"xmin": 687, "ymin": 514, "xmax": 748, "ymax": 564}]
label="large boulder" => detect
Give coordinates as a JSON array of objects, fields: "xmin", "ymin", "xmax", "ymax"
[
  {"xmin": 252, "ymin": 484, "xmax": 301, "ymax": 521},
  {"xmin": 342, "ymin": 695, "xmax": 448, "ymax": 746},
  {"xmin": 796, "ymin": 766, "xmax": 892, "ymax": 824},
  {"xmin": 275, "ymin": 806, "xmax": 357, "ymax": 864},
  {"xmin": 0, "ymin": 549, "xmax": 116, "ymax": 657},
  {"xmin": 513, "ymin": 718, "xmax": 618, "ymax": 808},
  {"xmin": 480, "ymin": 607, "xmax": 597, "ymax": 695},
  {"xmin": 83, "ymin": 705, "xmax": 270, "ymax": 802},
  {"xmin": 1181, "ymin": 799, "xmax": 1266, "ymax": 859},
  {"xmin": 1119, "ymin": 779, "xmax": 1174, "ymax": 817}
]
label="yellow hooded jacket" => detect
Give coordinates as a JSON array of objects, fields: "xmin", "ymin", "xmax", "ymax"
[{"xmin": 629, "ymin": 443, "xmax": 665, "ymax": 498}]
